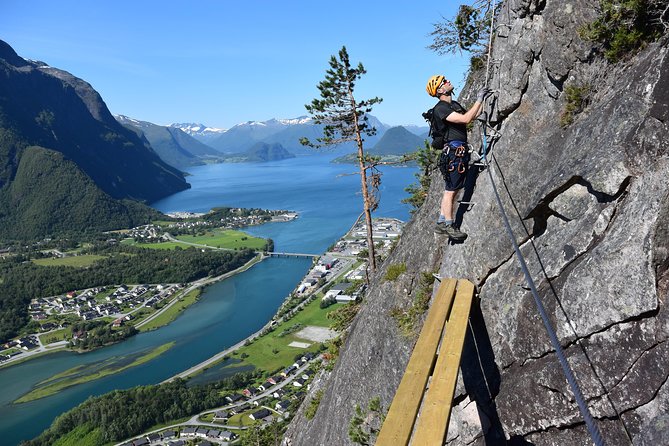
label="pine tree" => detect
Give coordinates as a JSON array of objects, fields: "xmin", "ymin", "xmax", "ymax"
[
  {"xmin": 301, "ymin": 46, "xmax": 382, "ymax": 272},
  {"xmin": 427, "ymin": 1, "xmax": 499, "ymax": 60}
]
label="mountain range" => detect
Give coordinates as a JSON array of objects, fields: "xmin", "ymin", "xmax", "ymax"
[
  {"xmin": 0, "ymin": 39, "xmax": 189, "ymax": 240},
  {"xmin": 0, "ymin": 38, "xmax": 429, "ymax": 240},
  {"xmin": 123, "ymin": 115, "xmax": 428, "ymax": 167},
  {"xmin": 171, "ymin": 115, "xmax": 425, "ymax": 155},
  {"xmin": 116, "ymin": 115, "xmax": 224, "ymax": 169}
]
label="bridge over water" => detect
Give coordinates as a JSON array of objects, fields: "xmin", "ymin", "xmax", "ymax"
[{"xmin": 265, "ymin": 251, "xmax": 319, "ymax": 258}]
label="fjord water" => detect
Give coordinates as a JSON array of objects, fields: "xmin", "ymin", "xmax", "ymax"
[{"xmin": 0, "ymin": 154, "xmax": 416, "ymax": 445}]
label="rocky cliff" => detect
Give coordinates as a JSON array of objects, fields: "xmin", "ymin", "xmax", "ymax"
[{"xmin": 284, "ymin": 1, "xmax": 669, "ymax": 444}]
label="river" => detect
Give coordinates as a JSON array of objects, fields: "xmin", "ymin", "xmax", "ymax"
[{"xmin": 0, "ymin": 153, "xmax": 417, "ymax": 445}]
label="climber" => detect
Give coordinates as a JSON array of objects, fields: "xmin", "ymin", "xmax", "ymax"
[{"xmin": 425, "ymin": 75, "xmax": 491, "ymax": 241}]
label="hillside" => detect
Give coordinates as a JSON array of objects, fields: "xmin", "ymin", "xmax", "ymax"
[
  {"xmin": 370, "ymin": 126, "xmax": 424, "ymax": 155},
  {"xmin": 243, "ymin": 142, "xmax": 295, "ymax": 162},
  {"xmin": 331, "ymin": 125, "xmax": 423, "ymax": 163},
  {"xmin": 218, "ymin": 142, "xmax": 295, "ymax": 163},
  {"xmin": 284, "ymin": 1, "xmax": 669, "ymax": 445},
  {"xmin": 4, "ymin": 146, "xmax": 163, "ymax": 239},
  {"xmin": 117, "ymin": 115, "xmax": 223, "ymax": 169},
  {"xmin": 0, "ymin": 40, "xmax": 188, "ymax": 239}
]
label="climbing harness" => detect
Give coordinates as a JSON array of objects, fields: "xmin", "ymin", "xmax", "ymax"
[{"xmin": 439, "ymin": 141, "xmax": 470, "ymax": 188}]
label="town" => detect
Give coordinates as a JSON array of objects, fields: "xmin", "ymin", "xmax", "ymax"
[
  {"xmin": 1, "ymin": 218, "xmax": 404, "ymax": 368},
  {"xmin": 1, "ymin": 216, "xmax": 404, "ymax": 445},
  {"xmin": 127, "ymin": 209, "xmax": 297, "ymax": 243},
  {"xmin": 113, "ymin": 217, "xmax": 404, "ymax": 446},
  {"xmin": 1, "ymin": 283, "xmax": 183, "ymax": 364}
]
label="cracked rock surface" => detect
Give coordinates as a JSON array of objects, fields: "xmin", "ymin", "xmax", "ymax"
[{"xmin": 283, "ymin": 0, "xmax": 669, "ymax": 444}]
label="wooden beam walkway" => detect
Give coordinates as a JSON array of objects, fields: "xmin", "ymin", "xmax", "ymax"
[{"xmin": 376, "ymin": 278, "xmax": 475, "ymax": 446}]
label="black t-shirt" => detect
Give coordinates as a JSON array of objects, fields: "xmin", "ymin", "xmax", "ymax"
[{"xmin": 433, "ymin": 100, "xmax": 468, "ymax": 143}]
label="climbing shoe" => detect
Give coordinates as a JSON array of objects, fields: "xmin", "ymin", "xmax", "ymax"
[{"xmin": 434, "ymin": 222, "xmax": 468, "ymax": 241}]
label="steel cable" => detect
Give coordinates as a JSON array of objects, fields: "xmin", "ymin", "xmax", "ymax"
[{"xmin": 475, "ymin": 1, "xmax": 607, "ymax": 444}]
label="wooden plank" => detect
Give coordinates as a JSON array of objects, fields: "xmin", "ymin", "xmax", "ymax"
[
  {"xmin": 410, "ymin": 279, "xmax": 475, "ymax": 446},
  {"xmin": 375, "ymin": 278, "xmax": 458, "ymax": 446}
]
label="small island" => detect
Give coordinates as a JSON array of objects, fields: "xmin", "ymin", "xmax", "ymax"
[{"xmin": 219, "ymin": 142, "xmax": 296, "ymax": 163}]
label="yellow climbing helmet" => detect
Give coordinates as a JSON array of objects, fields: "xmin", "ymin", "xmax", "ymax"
[{"xmin": 426, "ymin": 75, "xmax": 445, "ymax": 97}]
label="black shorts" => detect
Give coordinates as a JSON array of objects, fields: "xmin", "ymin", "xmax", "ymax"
[{"xmin": 438, "ymin": 141, "xmax": 469, "ymax": 191}]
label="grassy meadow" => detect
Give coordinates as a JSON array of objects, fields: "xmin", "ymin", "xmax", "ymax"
[
  {"xmin": 176, "ymin": 229, "xmax": 267, "ymax": 250},
  {"xmin": 227, "ymin": 297, "xmax": 340, "ymax": 373},
  {"xmin": 138, "ymin": 289, "xmax": 201, "ymax": 332},
  {"xmin": 122, "ymin": 229, "xmax": 267, "ymax": 251}
]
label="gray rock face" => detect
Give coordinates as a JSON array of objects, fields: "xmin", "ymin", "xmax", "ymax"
[{"xmin": 284, "ymin": 1, "xmax": 669, "ymax": 445}]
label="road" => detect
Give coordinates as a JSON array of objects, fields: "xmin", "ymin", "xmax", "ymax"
[
  {"xmin": 164, "ymin": 254, "xmax": 354, "ymax": 382},
  {"xmin": 1, "ymin": 255, "xmax": 265, "ymax": 370},
  {"xmin": 117, "ymin": 358, "xmax": 319, "ymax": 446}
]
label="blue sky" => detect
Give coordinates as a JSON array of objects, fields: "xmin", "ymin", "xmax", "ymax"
[{"xmin": 1, "ymin": 1, "xmax": 471, "ymax": 129}]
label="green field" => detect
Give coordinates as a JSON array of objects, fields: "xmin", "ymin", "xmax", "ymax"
[
  {"xmin": 138, "ymin": 289, "xmax": 201, "ymax": 332},
  {"xmin": 176, "ymin": 229, "xmax": 267, "ymax": 250},
  {"xmin": 227, "ymin": 297, "xmax": 339, "ymax": 373},
  {"xmin": 289, "ymin": 298, "xmax": 339, "ymax": 327},
  {"xmin": 199, "ymin": 413, "xmax": 215, "ymax": 422},
  {"xmin": 39, "ymin": 328, "xmax": 69, "ymax": 345},
  {"xmin": 32, "ymin": 255, "xmax": 107, "ymax": 267},
  {"xmin": 227, "ymin": 411, "xmax": 257, "ymax": 427},
  {"xmin": 14, "ymin": 342, "xmax": 176, "ymax": 403},
  {"xmin": 123, "ymin": 241, "xmax": 185, "ymax": 250},
  {"xmin": 122, "ymin": 229, "xmax": 267, "ymax": 251},
  {"xmin": 0, "ymin": 347, "xmax": 20, "ymax": 356}
]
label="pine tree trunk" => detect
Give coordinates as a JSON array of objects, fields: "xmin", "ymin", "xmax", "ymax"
[
  {"xmin": 354, "ymin": 126, "xmax": 376, "ymax": 272},
  {"xmin": 347, "ymin": 74, "xmax": 376, "ymax": 272}
]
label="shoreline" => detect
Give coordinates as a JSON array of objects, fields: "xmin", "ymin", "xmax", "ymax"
[
  {"xmin": 164, "ymin": 216, "xmax": 403, "ymax": 382},
  {"xmin": 0, "ymin": 254, "xmax": 266, "ymax": 371},
  {"xmin": 13, "ymin": 341, "xmax": 177, "ymax": 404},
  {"xmin": 136, "ymin": 253, "xmax": 265, "ymax": 332},
  {"xmin": 165, "ymin": 252, "xmax": 359, "ymax": 382}
]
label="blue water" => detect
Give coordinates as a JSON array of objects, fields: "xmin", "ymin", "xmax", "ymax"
[
  {"xmin": 0, "ymin": 154, "xmax": 416, "ymax": 445},
  {"xmin": 152, "ymin": 153, "xmax": 415, "ymax": 253}
]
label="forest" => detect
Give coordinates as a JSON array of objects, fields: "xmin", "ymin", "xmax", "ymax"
[{"xmin": 21, "ymin": 371, "xmax": 260, "ymax": 445}]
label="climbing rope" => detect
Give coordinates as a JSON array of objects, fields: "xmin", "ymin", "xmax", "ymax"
[{"xmin": 474, "ymin": 1, "xmax": 607, "ymax": 445}]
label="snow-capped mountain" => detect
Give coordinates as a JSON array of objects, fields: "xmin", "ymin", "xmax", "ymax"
[
  {"xmin": 276, "ymin": 116, "xmax": 313, "ymax": 125},
  {"xmin": 117, "ymin": 116, "xmax": 223, "ymax": 169},
  {"xmin": 204, "ymin": 115, "xmax": 389, "ymax": 154},
  {"xmin": 169, "ymin": 122, "xmax": 227, "ymax": 144}
]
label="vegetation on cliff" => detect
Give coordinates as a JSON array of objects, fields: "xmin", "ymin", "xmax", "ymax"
[{"xmin": 581, "ymin": 0, "xmax": 669, "ymax": 62}]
